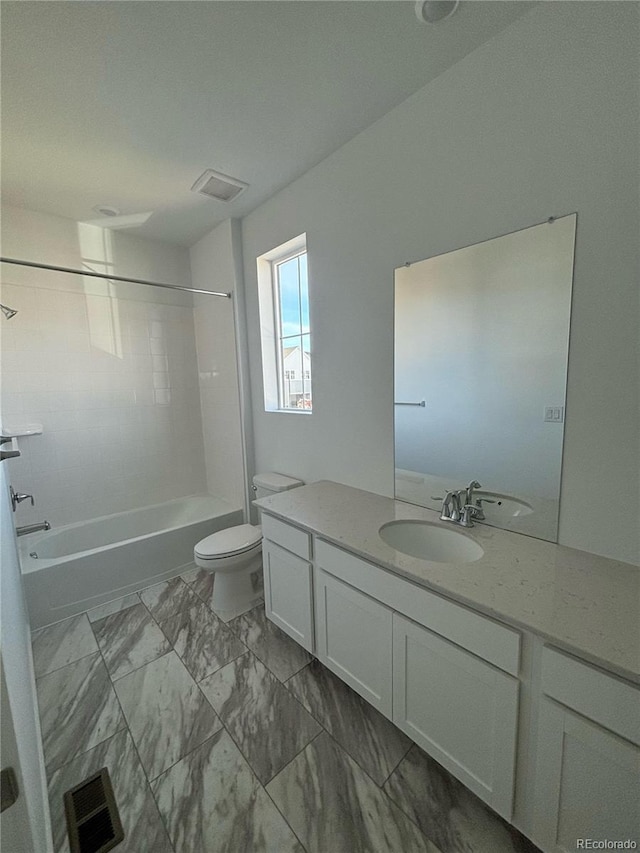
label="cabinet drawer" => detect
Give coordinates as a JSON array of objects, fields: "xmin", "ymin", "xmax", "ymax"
[
  {"xmin": 262, "ymin": 514, "xmax": 311, "ymax": 560},
  {"xmin": 541, "ymin": 647, "xmax": 640, "ymax": 745},
  {"xmin": 316, "ymin": 539, "xmax": 520, "ymax": 675}
]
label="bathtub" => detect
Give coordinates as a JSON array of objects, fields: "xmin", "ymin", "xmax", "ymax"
[{"xmin": 20, "ymin": 495, "xmax": 243, "ymax": 628}]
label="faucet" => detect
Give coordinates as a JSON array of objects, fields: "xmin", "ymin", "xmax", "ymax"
[
  {"xmin": 17, "ymin": 521, "xmax": 51, "ymax": 537},
  {"xmin": 435, "ymin": 490, "xmax": 463, "ymax": 523},
  {"xmin": 465, "ymin": 480, "xmax": 482, "ymax": 506},
  {"xmin": 10, "ymin": 486, "xmax": 34, "ymax": 512},
  {"xmin": 433, "ymin": 486, "xmax": 485, "ymax": 528}
]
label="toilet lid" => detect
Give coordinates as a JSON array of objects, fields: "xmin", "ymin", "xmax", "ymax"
[{"xmin": 195, "ymin": 524, "xmax": 262, "ymax": 558}]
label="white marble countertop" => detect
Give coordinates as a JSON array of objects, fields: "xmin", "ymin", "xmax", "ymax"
[{"xmin": 255, "ymin": 480, "xmax": 640, "ymax": 684}]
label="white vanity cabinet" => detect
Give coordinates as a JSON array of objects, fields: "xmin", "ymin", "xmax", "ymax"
[
  {"xmin": 532, "ymin": 648, "xmax": 640, "ymax": 852},
  {"xmin": 258, "ymin": 482, "xmax": 640, "ymax": 853},
  {"xmin": 393, "ymin": 613, "xmax": 519, "ymax": 819},
  {"xmin": 314, "ymin": 568, "xmax": 393, "ymax": 715},
  {"xmin": 261, "ymin": 515, "xmax": 314, "ymax": 653},
  {"xmin": 314, "ymin": 538, "xmax": 521, "ymax": 819}
]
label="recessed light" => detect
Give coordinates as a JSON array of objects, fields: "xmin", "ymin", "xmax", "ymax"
[
  {"xmin": 415, "ymin": 1, "xmax": 459, "ymax": 24},
  {"xmin": 92, "ymin": 205, "xmax": 120, "ymax": 217}
]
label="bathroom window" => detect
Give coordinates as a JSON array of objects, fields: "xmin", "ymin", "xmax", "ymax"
[{"xmin": 257, "ymin": 234, "xmax": 312, "ymax": 413}]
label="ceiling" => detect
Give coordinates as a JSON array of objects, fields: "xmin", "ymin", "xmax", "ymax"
[{"xmin": 1, "ymin": 1, "xmax": 533, "ymax": 247}]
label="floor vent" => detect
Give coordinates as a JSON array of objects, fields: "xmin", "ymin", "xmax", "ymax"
[{"xmin": 64, "ymin": 768, "xmax": 124, "ymax": 853}]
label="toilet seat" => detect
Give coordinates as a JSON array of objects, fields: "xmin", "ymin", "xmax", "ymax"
[{"xmin": 194, "ymin": 524, "xmax": 262, "ymax": 560}]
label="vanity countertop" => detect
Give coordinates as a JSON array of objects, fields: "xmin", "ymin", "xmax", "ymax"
[{"xmin": 255, "ymin": 480, "xmax": 640, "ymax": 684}]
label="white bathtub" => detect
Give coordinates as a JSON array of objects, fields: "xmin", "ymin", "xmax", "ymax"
[{"xmin": 20, "ymin": 495, "xmax": 243, "ymax": 628}]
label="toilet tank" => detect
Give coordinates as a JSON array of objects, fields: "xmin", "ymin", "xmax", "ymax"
[{"xmin": 252, "ymin": 472, "xmax": 304, "ymax": 501}]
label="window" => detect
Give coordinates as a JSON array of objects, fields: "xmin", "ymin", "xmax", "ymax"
[{"xmin": 257, "ymin": 234, "xmax": 312, "ymax": 412}]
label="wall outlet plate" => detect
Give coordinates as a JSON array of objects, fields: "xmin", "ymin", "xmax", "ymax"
[{"xmin": 544, "ymin": 406, "xmax": 564, "ymax": 423}]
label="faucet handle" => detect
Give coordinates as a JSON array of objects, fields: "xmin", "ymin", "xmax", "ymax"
[
  {"xmin": 460, "ymin": 504, "xmax": 478, "ymax": 527},
  {"xmin": 10, "ymin": 486, "xmax": 34, "ymax": 512},
  {"xmin": 432, "ymin": 492, "xmax": 454, "ymax": 521}
]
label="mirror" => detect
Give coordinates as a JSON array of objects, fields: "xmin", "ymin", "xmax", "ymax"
[{"xmin": 394, "ymin": 214, "xmax": 577, "ymax": 542}]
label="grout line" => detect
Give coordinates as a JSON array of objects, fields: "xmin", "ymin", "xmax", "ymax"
[
  {"xmin": 262, "ymin": 726, "xmax": 326, "ymax": 788},
  {"xmin": 378, "ymin": 741, "xmax": 413, "ymax": 790},
  {"xmin": 94, "ymin": 648, "xmax": 179, "ymax": 853},
  {"xmin": 225, "ymin": 603, "xmax": 313, "ymax": 685},
  {"xmin": 194, "ymin": 643, "xmax": 249, "ymax": 685},
  {"xmin": 261, "ymin": 741, "xmax": 318, "ymax": 853},
  {"xmin": 282, "ymin": 660, "xmax": 312, "ymax": 688},
  {"xmin": 108, "ymin": 647, "xmax": 174, "ymax": 684},
  {"xmin": 33, "ymin": 647, "xmax": 100, "ymax": 682},
  {"xmin": 155, "ymin": 600, "xmax": 250, "ymax": 685},
  {"xmin": 85, "ymin": 592, "xmax": 142, "ymax": 625},
  {"xmin": 145, "ymin": 726, "xmax": 226, "ymax": 787},
  {"xmin": 43, "ymin": 720, "xmax": 129, "ymax": 785},
  {"xmin": 196, "ymin": 647, "xmax": 326, "ymax": 789},
  {"xmin": 283, "ymin": 662, "xmax": 413, "ymax": 793},
  {"xmin": 88, "ymin": 617, "xmax": 193, "ymax": 853},
  {"xmin": 88, "ymin": 605, "xmax": 172, "ymax": 684},
  {"xmin": 138, "ymin": 577, "xmax": 202, "ymax": 624}
]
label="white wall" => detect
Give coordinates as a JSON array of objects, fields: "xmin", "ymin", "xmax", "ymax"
[
  {"xmin": 0, "ymin": 206, "xmax": 207, "ymax": 526},
  {"xmin": 0, "ymin": 466, "xmax": 52, "ymax": 852},
  {"xmin": 189, "ymin": 219, "xmax": 246, "ymax": 510},
  {"xmin": 241, "ymin": 2, "xmax": 639, "ymax": 564}
]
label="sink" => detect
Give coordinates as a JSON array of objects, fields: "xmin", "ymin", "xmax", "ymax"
[
  {"xmin": 475, "ymin": 491, "xmax": 533, "ymax": 519},
  {"xmin": 379, "ymin": 520, "xmax": 484, "ymax": 563}
]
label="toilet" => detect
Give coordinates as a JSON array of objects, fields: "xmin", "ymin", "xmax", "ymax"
[{"xmin": 193, "ymin": 472, "xmax": 304, "ymax": 613}]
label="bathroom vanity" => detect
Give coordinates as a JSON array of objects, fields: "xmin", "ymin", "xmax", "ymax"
[{"xmin": 256, "ymin": 480, "xmax": 640, "ymax": 853}]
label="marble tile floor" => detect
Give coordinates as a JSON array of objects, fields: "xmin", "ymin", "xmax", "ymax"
[{"xmin": 32, "ymin": 567, "xmax": 540, "ymax": 853}]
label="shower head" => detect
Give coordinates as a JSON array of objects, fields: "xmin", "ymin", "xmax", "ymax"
[{"xmin": 0, "ymin": 303, "xmax": 18, "ymax": 319}]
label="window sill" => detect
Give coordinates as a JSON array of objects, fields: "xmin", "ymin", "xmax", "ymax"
[{"xmin": 265, "ymin": 408, "xmax": 313, "ymax": 415}]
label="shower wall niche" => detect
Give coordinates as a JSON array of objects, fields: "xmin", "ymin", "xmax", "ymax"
[{"xmin": 0, "ymin": 206, "xmax": 214, "ymax": 528}]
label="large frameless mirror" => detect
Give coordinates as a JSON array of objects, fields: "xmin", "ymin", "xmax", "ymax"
[{"xmin": 394, "ymin": 214, "xmax": 577, "ymax": 542}]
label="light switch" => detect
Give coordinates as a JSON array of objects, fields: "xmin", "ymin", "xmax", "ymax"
[{"xmin": 544, "ymin": 406, "xmax": 564, "ymax": 423}]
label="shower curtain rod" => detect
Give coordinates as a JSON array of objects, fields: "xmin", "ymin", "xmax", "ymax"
[{"xmin": 0, "ymin": 257, "xmax": 232, "ymax": 298}]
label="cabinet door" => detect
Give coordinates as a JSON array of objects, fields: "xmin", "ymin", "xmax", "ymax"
[
  {"xmin": 263, "ymin": 540, "xmax": 314, "ymax": 653},
  {"xmin": 533, "ymin": 699, "xmax": 640, "ymax": 852},
  {"xmin": 315, "ymin": 569, "xmax": 393, "ymax": 716},
  {"xmin": 393, "ymin": 612, "xmax": 518, "ymax": 819}
]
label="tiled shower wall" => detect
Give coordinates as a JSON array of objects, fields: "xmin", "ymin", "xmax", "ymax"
[
  {"xmin": 190, "ymin": 219, "xmax": 246, "ymax": 511},
  {"xmin": 0, "ymin": 206, "xmax": 211, "ymax": 528},
  {"xmin": 1, "ymin": 280, "xmax": 207, "ymax": 527}
]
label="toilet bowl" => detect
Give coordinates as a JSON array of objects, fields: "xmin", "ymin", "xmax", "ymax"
[
  {"xmin": 194, "ymin": 524, "xmax": 263, "ymax": 611},
  {"xmin": 193, "ymin": 473, "xmax": 303, "ymax": 614}
]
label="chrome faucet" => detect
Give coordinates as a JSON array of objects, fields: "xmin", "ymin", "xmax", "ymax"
[
  {"xmin": 433, "ymin": 479, "xmax": 498, "ymax": 528},
  {"xmin": 465, "ymin": 480, "xmax": 482, "ymax": 506},
  {"xmin": 17, "ymin": 521, "xmax": 51, "ymax": 537},
  {"xmin": 471, "ymin": 495, "xmax": 496, "ymax": 520},
  {"xmin": 433, "ymin": 487, "xmax": 483, "ymax": 528},
  {"xmin": 434, "ymin": 490, "xmax": 463, "ymax": 523},
  {"xmin": 10, "ymin": 486, "xmax": 34, "ymax": 512}
]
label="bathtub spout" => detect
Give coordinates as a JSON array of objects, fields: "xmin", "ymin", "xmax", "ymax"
[{"xmin": 16, "ymin": 521, "xmax": 51, "ymax": 537}]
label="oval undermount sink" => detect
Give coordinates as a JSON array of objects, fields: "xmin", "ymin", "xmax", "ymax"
[
  {"xmin": 379, "ymin": 520, "xmax": 484, "ymax": 563},
  {"xmin": 475, "ymin": 492, "xmax": 533, "ymax": 519}
]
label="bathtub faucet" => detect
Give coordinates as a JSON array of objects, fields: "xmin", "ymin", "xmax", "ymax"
[{"xmin": 16, "ymin": 521, "xmax": 51, "ymax": 537}]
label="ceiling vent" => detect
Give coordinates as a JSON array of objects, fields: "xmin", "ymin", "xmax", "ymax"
[{"xmin": 191, "ymin": 169, "xmax": 248, "ymax": 202}]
